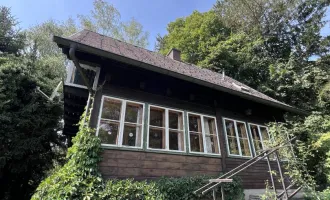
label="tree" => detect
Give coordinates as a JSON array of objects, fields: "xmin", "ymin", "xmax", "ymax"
[
  {"xmin": 0, "ymin": 6, "xmax": 25, "ymax": 55},
  {"xmin": 158, "ymin": 11, "xmax": 229, "ymax": 64},
  {"xmin": 78, "ymin": 0, "xmax": 149, "ymax": 48},
  {"xmin": 0, "ymin": 56, "xmax": 65, "ymax": 200},
  {"xmin": 0, "ymin": 7, "xmax": 65, "ymax": 200},
  {"xmin": 26, "ymin": 19, "xmax": 78, "ymax": 88},
  {"xmin": 158, "ymin": 1, "xmax": 330, "ymax": 110}
]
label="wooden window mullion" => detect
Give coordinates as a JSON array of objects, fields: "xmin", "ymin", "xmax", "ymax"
[
  {"xmin": 234, "ymin": 121, "xmax": 242, "ymax": 156},
  {"xmin": 118, "ymin": 100, "xmax": 126, "ymax": 147}
]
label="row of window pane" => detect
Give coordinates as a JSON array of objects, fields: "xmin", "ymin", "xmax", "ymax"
[
  {"xmin": 97, "ymin": 97, "xmax": 220, "ymax": 155},
  {"xmin": 97, "ymin": 97, "xmax": 274, "ymax": 158}
]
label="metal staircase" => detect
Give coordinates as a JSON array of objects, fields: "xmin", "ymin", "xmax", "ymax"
[{"xmin": 194, "ymin": 137, "xmax": 302, "ymax": 200}]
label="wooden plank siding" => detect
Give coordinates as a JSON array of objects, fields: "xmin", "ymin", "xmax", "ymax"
[
  {"xmin": 99, "ymin": 150, "xmax": 222, "ymax": 180},
  {"xmin": 226, "ymin": 158, "xmax": 291, "ymax": 189}
]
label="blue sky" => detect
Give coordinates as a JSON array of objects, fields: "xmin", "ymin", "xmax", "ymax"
[
  {"xmin": 2, "ymin": 0, "xmax": 329, "ymax": 50},
  {"xmin": 2, "ymin": 0, "xmax": 215, "ymax": 50}
]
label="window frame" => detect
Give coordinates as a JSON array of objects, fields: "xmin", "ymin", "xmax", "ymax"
[
  {"xmin": 223, "ymin": 117, "xmax": 253, "ymax": 158},
  {"xmin": 147, "ymin": 105, "xmax": 186, "ymax": 152},
  {"xmin": 248, "ymin": 123, "xmax": 272, "ymax": 156},
  {"xmin": 96, "ymin": 95, "xmax": 145, "ymax": 149},
  {"xmin": 66, "ymin": 62, "xmax": 101, "ymax": 90},
  {"xmin": 187, "ymin": 112, "xmax": 221, "ymax": 156}
]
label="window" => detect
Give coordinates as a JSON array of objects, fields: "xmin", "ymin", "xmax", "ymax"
[
  {"xmin": 148, "ymin": 106, "xmax": 185, "ymax": 151},
  {"xmin": 66, "ymin": 62, "xmax": 100, "ymax": 90},
  {"xmin": 249, "ymin": 124, "xmax": 277, "ymax": 159},
  {"xmin": 223, "ymin": 118, "xmax": 252, "ymax": 157},
  {"xmin": 97, "ymin": 96, "xmax": 144, "ymax": 148},
  {"xmin": 188, "ymin": 113, "xmax": 220, "ymax": 155}
]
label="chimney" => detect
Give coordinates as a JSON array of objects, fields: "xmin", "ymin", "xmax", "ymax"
[{"xmin": 167, "ymin": 48, "xmax": 181, "ymax": 61}]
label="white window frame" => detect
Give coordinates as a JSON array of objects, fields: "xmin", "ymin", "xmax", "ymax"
[
  {"xmin": 66, "ymin": 62, "xmax": 101, "ymax": 90},
  {"xmin": 223, "ymin": 118, "xmax": 252, "ymax": 158},
  {"xmin": 248, "ymin": 123, "xmax": 272, "ymax": 156},
  {"xmin": 147, "ymin": 105, "xmax": 186, "ymax": 152},
  {"xmin": 96, "ymin": 95, "xmax": 145, "ymax": 149},
  {"xmin": 187, "ymin": 112, "xmax": 221, "ymax": 156}
]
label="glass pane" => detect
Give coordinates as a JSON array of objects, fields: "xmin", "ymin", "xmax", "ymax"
[
  {"xmin": 149, "ymin": 107, "xmax": 165, "ymax": 127},
  {"xmin": 169, "ymin": 111, "xmax": 183, "ymax": 130},
  {"xmin": 98, "ymin": 121, "xmax": 119, "ymax": 145},
  {"xmin": 254, "ymin": 140, "xmax": 263, "ymax": 154},
  {"xmin": 204, "ymin": 117, "xmax": 216, "ymax": 135},
  {"xmin": 122, "ymin": 124, "xmax": 142, "ymax": 147},
  {"xmin": 189, "ymin": 132, "xmax": 204, "ymax": 152},
  {"xmin": 260, "ymin": 127, "xmax": 270, "ymax": 141},
  {"xmin": 225, "ymin": 120, "xmax": 236, "ymax": 137},
  {"xmin": 125, "ymin": 102, "xmax": 143, "ymax": 124},
  {"xmin": 149, "ymin": 128, "xmax": 165, "ymax": 149},
  {"xmin": 189, "ymin": 115, "xmax": 202, "ymax": 132},
  {"xmin": 228, "ymin": 136, "xmax": 239, "ymax": 155},
  {"xmin": 205, "ymin": 134, "xmax": 219, "ymax": 154},
  {"xmin": 169, "ymin": 131, "xmax": 184, "ymax": 151},
  {"xmin": 101, "ymin": 98, "xmax": 122, "ymax": 120},
  {"xmin": 240, "ymin": 138, "xmax": 251, "ymax": 156},
  {"xmin": 71, "ymin": 66, "xmax": 96, "ymax": 86},
  {"xmin": 250, "ymin": 125, "xmax": 261, "ymax": 140},
  {"xmin": 236, "ymin": 122, "xmax": 248, "ymax": 138}
]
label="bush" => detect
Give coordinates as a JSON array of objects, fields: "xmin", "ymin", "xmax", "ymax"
[
  {"xmin": 100, "ymin": 179, "xmax": 163, "ymax": 200},
  {"xmin": 31, "ymin": 116, "xmax": 104, "ymax": 200},
  {"xmin": 156, "ymin": 175, "xmax": 244, "ymax": 200}
]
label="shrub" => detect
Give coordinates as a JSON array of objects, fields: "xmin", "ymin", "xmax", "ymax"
[
  {"xmin": 100, "ymin": 179, "xmax": 163, "ymax": 200},
  {"xmin": 156, "ymin": 175, "xmax": 244, "ymax": 200},
  {"xmin": 31, "ymin": 116, "xmax": 104, "ymax": 200}
]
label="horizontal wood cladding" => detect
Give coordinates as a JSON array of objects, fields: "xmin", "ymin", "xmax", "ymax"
[
  {"xmin": 99, "ymin": 149, "xmax": 222, "ymax": 180},
  {"xmin": 226, "ymin": 158, "xmax": 291, "ymax": 189}
]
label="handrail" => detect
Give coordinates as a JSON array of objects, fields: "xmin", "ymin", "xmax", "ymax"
[{"xmin": 194, "ymin": 137, "xmax": 298, "ymax": 199}]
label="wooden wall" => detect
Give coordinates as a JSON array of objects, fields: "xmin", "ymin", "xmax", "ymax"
[
  {"xmin": 226, "ymin": 158, "xmax": 290, "ymax": 189},
  {"xmin": 99, "ymin": 150, "xmax": 222, "ymax": 180}
]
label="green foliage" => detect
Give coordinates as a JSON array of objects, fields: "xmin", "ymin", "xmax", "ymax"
[
  {"xmin": 0, "ymin": 6, "xmax": 25, "ymax": 55},
  {"xmin": 156, "ymin": 175, "xmax": 244, "ymax": 200},
  {"xmin": 0, "ymin": 56, "xmax": 64, "ymax": 199},
  {"xmin": 267, "ymin": 112, "xmax": 330, "ymax": 197},
  {"xmin": 158, "ymin": 11, "xmax": 230, "ymax": 64},
  {"xmin": 158, "ymin": 0, "xmax": 330, "ymax": 111},
  {"xmin": 32, "ymin": 114, "xmax": 103, "ymax": 200},
  {"xmin": 100, "ymin": 179, "xmax": 163, "ymax": 200},
  {"xmin": 26, "ymin": 18, "xmax": 78, "ymax": 87}
]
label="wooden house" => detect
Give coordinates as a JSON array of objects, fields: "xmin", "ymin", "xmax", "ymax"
[{"xmin": 53, "ymin": 30, "xmax": 304, "ymax": 198}]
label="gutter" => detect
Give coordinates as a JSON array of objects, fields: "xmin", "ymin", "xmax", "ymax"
[{"xmin": 54, "ymin": 36, "xmax": 308, "ymax": 115}]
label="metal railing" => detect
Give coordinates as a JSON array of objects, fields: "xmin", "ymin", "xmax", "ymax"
[{"xmin": 194, "ymin": 137, "xmax": 302, "ymax": 200}]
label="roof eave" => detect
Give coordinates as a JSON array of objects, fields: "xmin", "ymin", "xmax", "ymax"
[{"xmin": 53, "ymin": 36, "xmax": 308, "ymax": 115}]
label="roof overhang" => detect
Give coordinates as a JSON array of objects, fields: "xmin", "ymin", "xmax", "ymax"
[{"xmin": 53, "ymin": 36, "xmax": 308, "ymax": 115}]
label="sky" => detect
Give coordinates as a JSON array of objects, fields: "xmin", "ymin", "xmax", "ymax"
[
  {"xmin": 2, "ymin": 0, "xmax": 330, "ymax": 50},
  {"xmin": 2, "ymin": 0, "xmax": 215, "ymax": 50}
]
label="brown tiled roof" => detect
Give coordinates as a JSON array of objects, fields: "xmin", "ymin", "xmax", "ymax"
[{"xmin": 56, "ymin": 30, "xmax": 301, "ymax": 113}]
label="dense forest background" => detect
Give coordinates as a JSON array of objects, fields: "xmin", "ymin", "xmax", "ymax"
[{"xmin": 1, "ymin": 0, "xmax": 330, "ymax": 199}]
